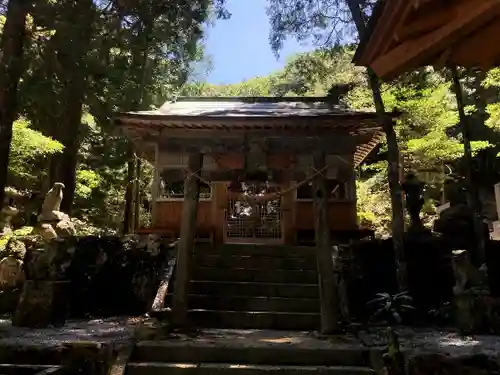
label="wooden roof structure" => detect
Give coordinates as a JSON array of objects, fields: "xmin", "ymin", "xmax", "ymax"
[
  {"xmin": 353, "ymin": 0, "xmax": 500, "ymax": 80},
  {"xmin": 115, "ymin": 97, "xmax": 396, "ymax": 166}
]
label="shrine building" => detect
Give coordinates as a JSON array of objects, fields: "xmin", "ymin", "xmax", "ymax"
[{"xmin": 114, "ymin": 96, "xmax": 390, "ymax": 245}]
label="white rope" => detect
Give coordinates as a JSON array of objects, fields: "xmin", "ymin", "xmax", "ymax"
[{"xmin": 184, "ymin": 165, "xmax": 330, "ymax": 203}]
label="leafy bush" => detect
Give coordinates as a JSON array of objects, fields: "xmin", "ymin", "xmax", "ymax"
[{"xmin": 367, "ymin": 291, "xmax": 415, "ymax": 325}]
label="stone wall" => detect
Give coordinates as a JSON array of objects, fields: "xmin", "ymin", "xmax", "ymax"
[{"xmin": 0, "ymin": 235, "xmax": 174, "ymax": 325}]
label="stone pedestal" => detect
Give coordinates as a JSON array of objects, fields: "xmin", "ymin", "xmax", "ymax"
[
  {"xmin": 12, "ymin": 280, "xmax": 69, "ymax": 327},
  {"xmin": 454, "ymin": 293, "xmax": 500, "ymax": 334}
]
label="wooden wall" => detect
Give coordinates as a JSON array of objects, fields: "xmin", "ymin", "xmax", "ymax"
[
  {"xmin": 153, "ymin": 150, "xmax": 358, "ymax": 242},
  {"xmin": 153, "ymin": 197, "xmax": 357, "ymax": 242},
  {"xmin": 154, "ymin": 201, "xmax": 213, "ymax": 233},
  {"xmin": 294, "ymin": 201, "xmax": 357, "ymax": 231}
]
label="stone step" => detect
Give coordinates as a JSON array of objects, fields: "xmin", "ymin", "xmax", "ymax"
[
  {"xmin": 193, "ymin": 255, "xmax": 316, "ymax": 271},
  {"xmin": 189, "ymin": 281, "xmax": 319, "ymax": 298},
  {"xmin": 194, "ymin": 245, "xmax": 317, "ymax": 258},
  {"xmin": 132, "ymin": 342, "xmax": 370, "ymax": 367},
  {"xmin": 188, "ymin": 310, "xmax": 320, "ymax": 330},
  {"xmin": 191, "ymin": 267, "xmax": 318, "ymax": 284},
  {"xmin": 126, "ymin": 363, "xmax": 374, "ymax": 375},
  {"xmin": 0, "ymin": 364, "xmax": 62, "ymax": 375},
  {"xmin": 168, "ymin": 294, "xmax": 320, "ymax": 313}
]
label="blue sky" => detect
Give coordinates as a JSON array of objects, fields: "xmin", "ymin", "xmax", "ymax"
[{"xmin": 204, "ymin": 0, "xmax": 314, "ymax": 84}]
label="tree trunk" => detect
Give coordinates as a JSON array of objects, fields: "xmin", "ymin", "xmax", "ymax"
[
  {"xmin": 55, "ymin": 0, "xmax": 94, "ymax": 214},
  {"xmin": 122, "ymin": 148, "xmax": 136, "ymax": 235},
  {"xmin": 134, "ymin": 157, "xmax": 142, "ymax": 231},
  {"xmin": 451, "ymin": 67, "xmax": 486, "ymax": 266},
  {"xmin": 121, "ymin": 19, "xmax": 152, "ymax": 233},
  {"xmin": 348, "ymin": 0, "xmax": 407, "ymax": 291},
  {"xmin": 0, "ymin": 0, "xmax": 31, "ymax": 206}
]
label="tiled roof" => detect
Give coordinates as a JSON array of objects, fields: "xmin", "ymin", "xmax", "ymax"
[{"xmin": 121, "ymin": 97, "xmax": 378, "ymax": 118}]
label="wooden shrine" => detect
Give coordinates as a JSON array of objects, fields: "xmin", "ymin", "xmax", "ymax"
[{"xmin": 114, "ymin": 96, "xmax": 389, "ymax": 245}]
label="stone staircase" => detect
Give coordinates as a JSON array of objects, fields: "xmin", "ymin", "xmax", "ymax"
[
  {"xmin": 126, "ymin": 332, "xmax": 376, "ymax": 375},
  {"xmin": 132, "ymin": 245, "xmax": 378, "ymax": 375},
  {"xmin": 166, "ymin": 244, "xmax": 321, "ymax": 330}
]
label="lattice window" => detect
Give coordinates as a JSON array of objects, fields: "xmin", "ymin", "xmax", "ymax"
[{"xmin": 157, "ymin": 171, "xmax": 211, "ymax": 200}]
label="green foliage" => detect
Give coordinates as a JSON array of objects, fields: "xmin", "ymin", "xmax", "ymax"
[
  {"xmin": 367, "ymin": 291, "xmax": 415, "ymax": 325},
  {"xmin": 0, "ymin": 226, "xmax": 34, "ymax": 253},
  {"xmin": 9, "ymin": 118, "xmax": 63, "ymax": 188},
  {"xmin": 356, "ymin": 171, "xmax": 392, "ymax": 237},
  {"xmin": 75, "ymin": 169, "xmax": 102, "ymax": 199}
]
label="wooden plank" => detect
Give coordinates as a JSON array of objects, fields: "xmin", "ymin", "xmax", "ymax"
[
  {"xmin": 312, "ymin": 150, "xmax": 340, "ymax": 334},
  {"xmin": 371, "ymin": 0, "xmax": 500, "ymax": 79},
  {"xmin": 171, "ymin": 153, "xmax": 203, "ymax": 327}
]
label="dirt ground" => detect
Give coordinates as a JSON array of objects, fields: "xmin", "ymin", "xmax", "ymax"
[{"xmin": 0, "ymin": 317, "xmax": 499, "ymax": 361}]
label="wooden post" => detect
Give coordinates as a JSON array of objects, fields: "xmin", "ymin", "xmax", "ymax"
[
  {"xmin": 348, "ymin": 0, "xmax": 407, "ymax": 291},
  {"xmin": 450, "ymin": 66, "xmax": 486, "ymax": 266},
  {"xmin": 172, "ymin": 152, "xmax": 203, "ymax": 328},
  {"xmin": 312, "ymin": 151, "xmax": 340, "ymax": 333}
]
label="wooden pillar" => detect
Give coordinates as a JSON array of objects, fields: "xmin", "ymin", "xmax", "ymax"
[
  {"xmin": 451, "ymin": 66, "xmax": 486, "ymax": 266},
  {"xmin": 281, "ymin": 179, "xmax": 294, "ymax": 245},
  {"xmin": 212, "ymin": 182, "xmax": 228, "ymax": 245},
  {"xmin": 312, "ymin": 151, "xmax": 340, "ymax": 333},
  {"xmin": 172, "ymin": 152, "xmax": 203, "ymax": 327}
]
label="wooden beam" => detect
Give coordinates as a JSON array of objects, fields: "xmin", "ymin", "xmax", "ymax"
[
  {"xmin": 117, "ymin": 119, "xmax": 388, "ymax": 138},
  {"xmin": 312, "ymin": 150, "xmax": 341, "ymax": 333},
  {"xmin": 158, "ymin": 168, "xmax": 354, "ymax": 184},
  {"xmin": 362, "ymin": 0, "xmax": 408, "ymax": 64},
  {"xmin": 158, "ymin": 128, "xmax": 381, "ymax": 138},
  {"xmin": 266, "ymin": 137, "xmax": 359, "ymax": 154},
  {"xmin": 371, "ymin": 0, "xmax": 500, "ymax": 79},
  {"xmin": 155, "ymin": 136, "xmax": 364, "ymax": 155},
  {"xmin": 450, "ymin": 19, "xmax": 500, "ymax": 68},
  {"xmin": 394, "ymin": 7, "xmax": 456, "ymax": 43},
  {"xmin": 171, "ymin": 152, "xmax": 203, "ymax": 328},
  {"xmin": 159, "ymin": 137, "xmax": 245, "ymax": 154}
]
